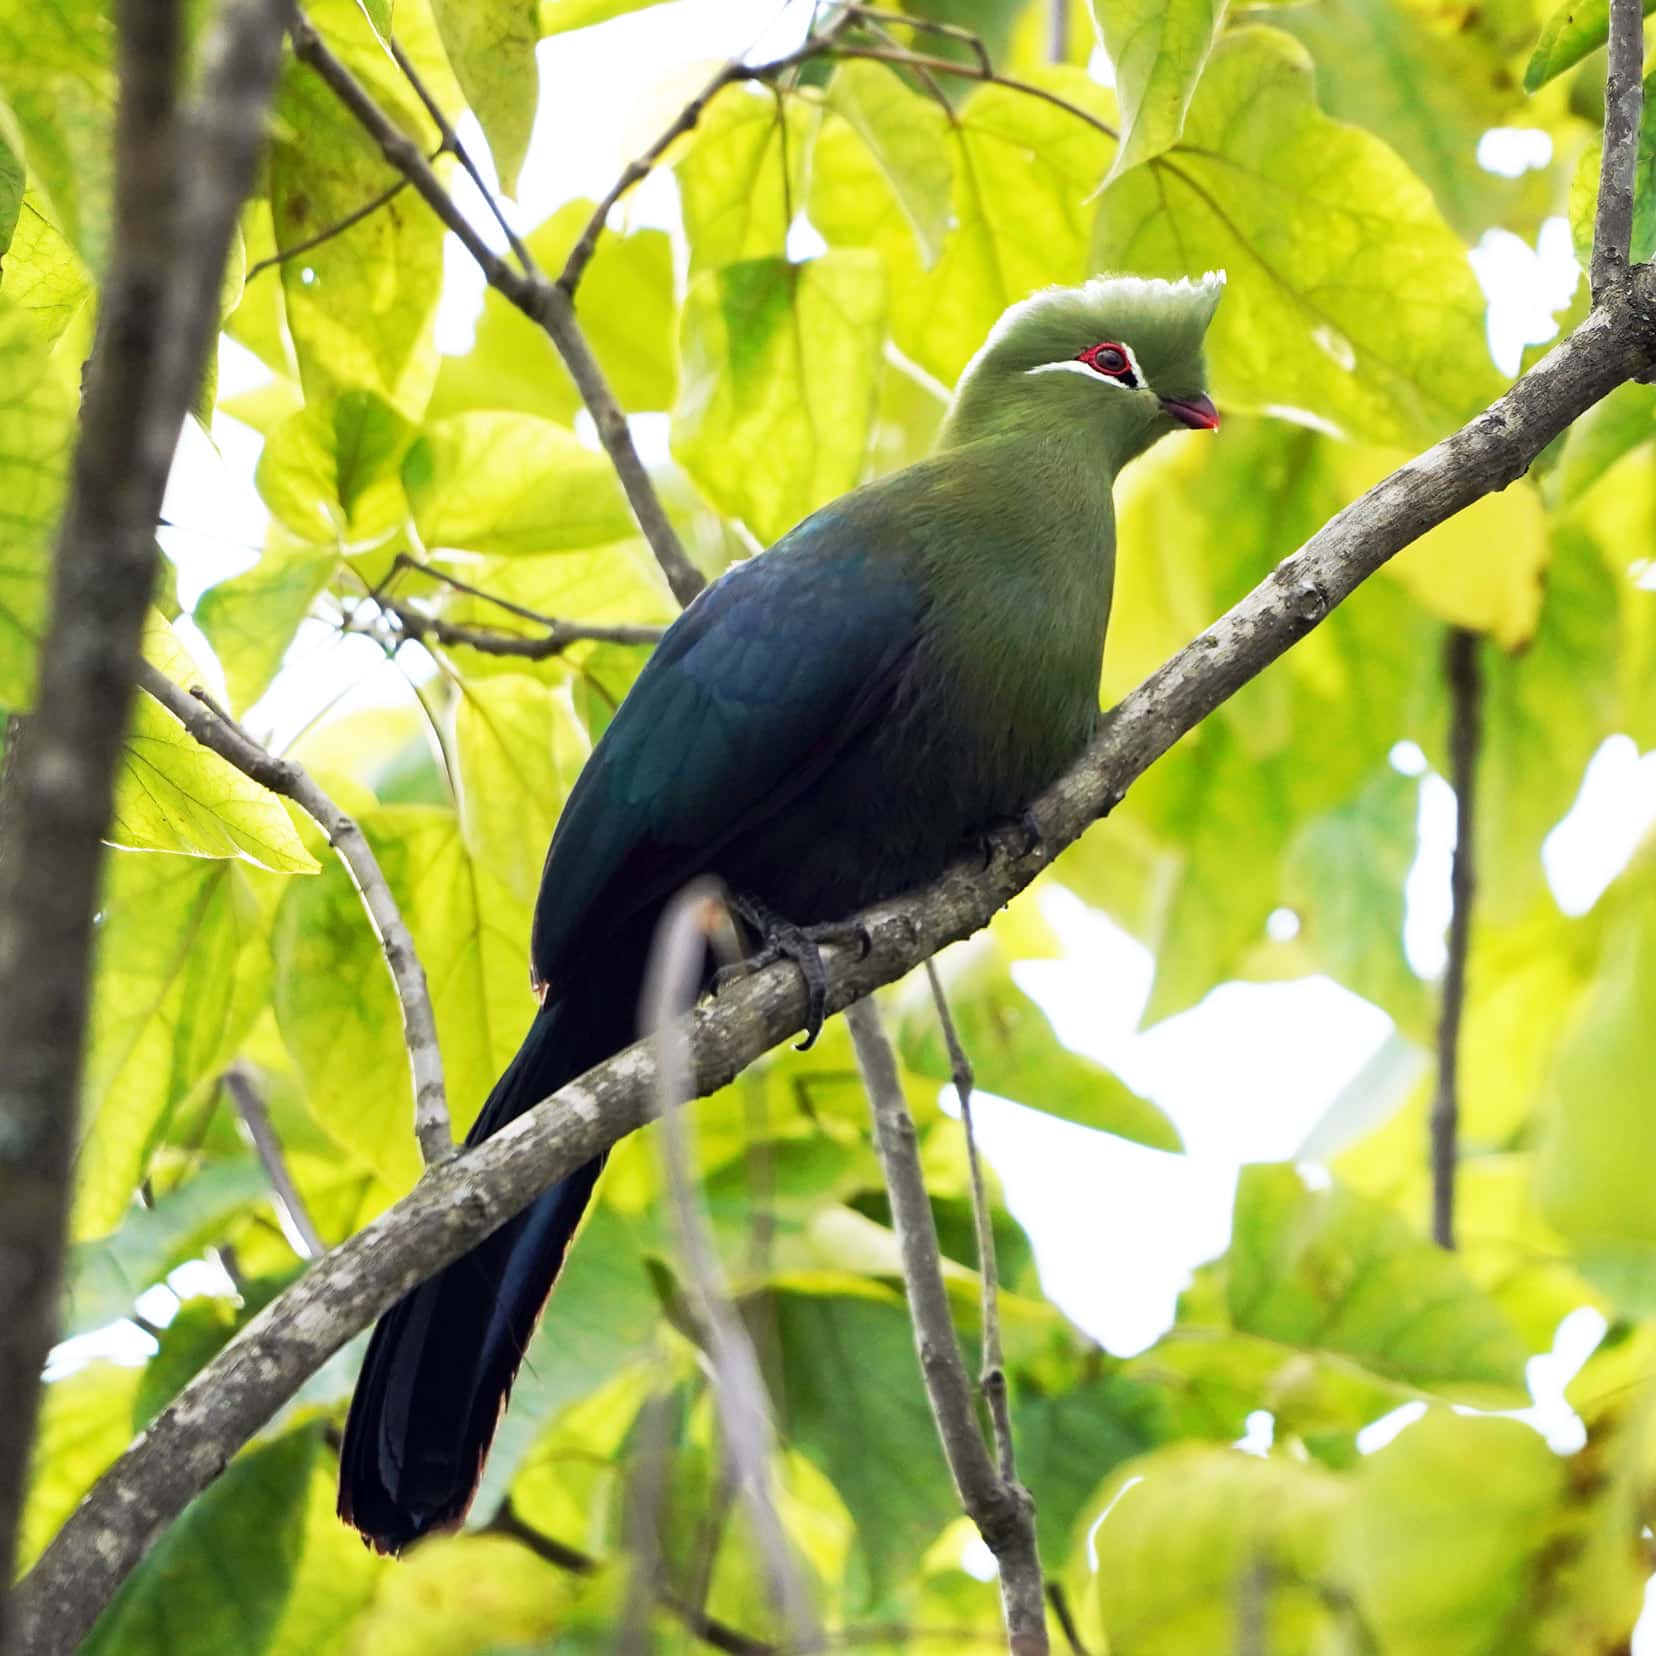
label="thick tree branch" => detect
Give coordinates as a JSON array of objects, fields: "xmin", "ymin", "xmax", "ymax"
[
  {"xmin": 16, "ymin": 258, "xmax": 1656, "ymax": 1656},
  {"xmin": 286, "ymin": 7, "xmax": 707, "ymax": 605},
  {"xmin": 846, "ymin": 996, "xmax": 1047, "ymax": 1654},
  {"xmin": 136, "ymin": 663, "xmax": 451, "ymax": 1163},
  {"xmin": 1431, "ymin": 629, "xmax": 1482, "ymax": 1250},
  {"xmin": 0, "ymin": 0, "xmax": 287, "ymax": 1642},
  {"xmin": 1591, "ymin": 0, "xmax": 1647, "ymax": 295}
]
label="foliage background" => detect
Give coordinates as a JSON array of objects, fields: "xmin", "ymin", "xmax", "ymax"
[{"xmin": 4, "ymin": 0, "xmax": 1656, "ymax": 1648}]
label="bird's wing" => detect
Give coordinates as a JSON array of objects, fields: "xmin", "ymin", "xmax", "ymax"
[{"xmin": 529, "ymin": 520, "xmax": 924, "ymax": 990}]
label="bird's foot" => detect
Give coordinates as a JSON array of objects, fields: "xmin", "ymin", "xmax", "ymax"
[
  {"xmin": 976, "ymin": 807, "xmax": 1044, "ymax": 869},
  {"xmin": 715, "ymin": 894, "xmax": 871, "ymax": 1050}
]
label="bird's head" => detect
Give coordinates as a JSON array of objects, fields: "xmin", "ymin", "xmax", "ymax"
[{"xmin": 943, "ymin": 272, "xmax": 1225, "ymax": 467}]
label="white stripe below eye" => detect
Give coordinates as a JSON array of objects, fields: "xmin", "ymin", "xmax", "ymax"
[{"xmin": 1026, "ymin": 341, "xmax": 1150, "ymax": 388}]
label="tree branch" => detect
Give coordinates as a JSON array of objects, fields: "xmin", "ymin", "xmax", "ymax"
[
  {"xmin": 224, "ymin": 1067, "xmax": 326, "ymax": 1261},
  {"xmin": 376, "ymin": 596, "xmax": 664, "ymax": 660},
  {"xmin": 1591, "ymin": 0, "xmax": 1647, "ymax": 295},
  {"xmin": 135, "ymin": 663, "xmax": 452, "ymax": 1165},
  {"xmin": 1431, "ymin": 628, "xmax": 1482, "ymax": 1249},
  {"xmin": 286, "ymin": 7, "xmax": 707, "ymax": 605},
  {"xmin": 846, "ymin": 997, "xmax": 1047, "ymax": 1653},
  {"xmin": 0, "ymin": 0, "xmax": 287, "ymax": 1639},
  {"xmin": 15, "ymin": 259, "xmax": 1656, "ymax": 1656}
]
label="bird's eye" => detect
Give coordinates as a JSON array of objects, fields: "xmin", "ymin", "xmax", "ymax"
[{"xmin": 1082, "ymin": 343, "xmax": 1131, "ymax": 377}]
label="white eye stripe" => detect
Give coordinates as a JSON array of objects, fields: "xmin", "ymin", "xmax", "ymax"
[{"xmin": 1025, "ymin": 341, "xmax": 1149, "ymax": 388}]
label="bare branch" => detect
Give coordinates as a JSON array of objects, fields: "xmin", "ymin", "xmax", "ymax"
[
  {"xmin": 245, "ymin": 171, "xmax": 412, "ymax": 282},
  {"xmin": 136, "ymin": 663, "xmax": 452, "ymax": 1164},
  {"xmin": 846, "ymin": 995, "xmax": 1047, "ymax": 1652},
  {"xmin": 1591, "ymin": 0, "xmax": 1647, "ymax": 295},
  {"xmin": 1431, "ymin": 628, "xmax": 1482, "ymax": 1249},
  {"xmin": 377, "ymin": 596, "xmax": 664, "ymax": 660},
  {"xmin": 644, "ymin": 883, "xmax": 820, "ymax": 1650},
  {"xmin": 287, "ymin": 8, "xmax": 707, "ymax": 606},
  {"xmin": 0, "ymin": 0, "xmax": 286, "ymax": 1637},
  {"xmin": 224, "ymin": 1068, "xmax": 326, "ymax": 1261},
  {"xmin": 14, "ymin": 263, "xmax": 1656, "ymax": 1655}
]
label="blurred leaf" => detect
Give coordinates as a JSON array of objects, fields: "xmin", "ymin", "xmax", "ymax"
[
  {"xmin": 84, "ymin": 1429, "xmax": 319, "ymax": 1656},
  {"xmin": 1080, "ymin": 1443, "xmax": 1351, "ymax": 1653},
  {"xmin": 1095, "ymin": 27, "xmax": 1501, "ymax": 448},
  {"xmin": 674, "ymin": 253, "xmax": 887, "ymax": 543},
  {"xmin": 405, "ymin": 412, "xmax": 635, "ymax": 554},
  {"xmin": 265, "ymin": 1458, "xmax": 389, "ymax": 1656},
  {"xmin": 539, "ymin": 0, "xmax": 674, "ymax": 31},
  {"xmin": 1555, "ymin": 381, "xmax": 1656, "ymax": 506},
  {"xmin": 0, "ymin": 194, "xmax": 94, "ymax": 354},
  {"xmin": 430, "ymin": 0, "xmax": 539, "ymax": 195},
  {"xmin": 1569, "ymin": 70, "xmax": 1656, "ymax": 268},
  {"xmin": 1226, "ymin": 1164, "xmax": 1529, "ymax": 1397},
  {"xmin": 1340, "ymin": 1410, "xmax": 1562, "ymax": 1655},
  {"xmin": 1525, "ymin": 0, "xmax": 1656, "ymax": 90},
  {"xmin": 1092, "ymin": 0, "xmax": 1223, "ymax": 178},
  {"xmin": 194, "ymin": 544, "xmax": 337, "ymax": 714},
  {"xmin": 0, "ymin": 133, "xmax": 22, "ymax": 253}
]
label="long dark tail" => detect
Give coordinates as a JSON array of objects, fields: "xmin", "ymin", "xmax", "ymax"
[{"xmin": 337, "ymin": 964, "xmax": 640, "ymax": 1553}]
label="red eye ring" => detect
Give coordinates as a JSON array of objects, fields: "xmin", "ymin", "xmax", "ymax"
[{"xmin": 1079, "ymin": 342, "xmax": 1131, "ymax": 378}]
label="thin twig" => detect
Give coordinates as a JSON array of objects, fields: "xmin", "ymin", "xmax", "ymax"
[
  {"xmin": 618, "ymin": 1388, "xmax": 678, "ymax": 1656},
  {"xmin": 1432, "ymin": 628, "xmax": 1481, "ymax": 1250},
  {"xmin": 16, "ymin": 261, "xmax": 1656, "ymax": 1656},
  {"xmin": 847, "ymin": 6, "xmax": 994, "ymax": 76},
  {"xmin": 926, "ymin": 961, "xmax": 1015, "ymax": 1484},
  {"xmin": 644, "ymin": 882, "xmax": 821, "ymax": 1651},
  {"xmin": 376, "ymin": 596, "xmax": 663, "ymax": 659},
  {"xmin": 1590, "ymin": 0, "xmax": 1647, "ymax": 295},
  {"xmin": 244, "ymin": 173, "xmax": 411, "ymax": 282},
  {"xmin": 845, "ymin": 996, "xmax": 1048, "ymax": 1654},
  {"xmin": 136, "ymin": 662, "xmax": 452, "ymax": 1165},
  {"xmin": 287, "ymin": 7, "xmax": 707, "ymax": 606},
  {"xmin": 1046, "ymin": 1583, "xmax": 1092, "ymax": 1656},
  {"xmin": 223, "ymin": 1068, "xmax": 326, "ymax": 1261}
]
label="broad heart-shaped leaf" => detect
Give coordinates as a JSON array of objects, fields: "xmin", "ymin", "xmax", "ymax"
[
  {"xmin": 895, "ymin": 942, "xmax": 1183, "ymax": 1151},
  {"xmin": 404, "ymin": 412, "xmax": 635, "ymax": 555},
  {"xmin": 254, "ymin": 386, "xmax": 416, "ymax": 546},
  {"xmin": 1569, "ymin": 70, "xmax": 1656, "ymax": 269},
  {"xmin": 673, "ymin": 253, "xmax": 886, "ymax": 544},
  {"xmin": 811, "ymin": 68, "xmax": 1116, "ymax": 388},
  {"xmin": 1340, "ymin": 1410, "xmax": 1563, "ymax": 1656},
  {"xmin": 1225, "ymin": 1164, "xmax": 1529, "ymax": 1399},
  {"xmin": 194, "ymin": 541, "xmax": 338, "ymax": 715},
  {"xmin": 0, "ymin": 0, "xmax": 114, "ymax": 269},
  {"xmin": 17, "ymin": 1362, "xmax": 142, "ymax": 1572},
  {"xmin": 0, "ymin": 292, "xmax": 75, "ymax": 708},
  {"xmin": 0, "ymin": 194, "xmax": 94, "ymax": 355},
  {"xmin": 1078, "ymin": 1443, "xmax": 1351, "ymax": 1654},
  {"xmin": 1092, "ymin": 0, "xmax": 1223, "ymax": 179},
  {"xmin": 453, "ymin": 674, "xmax": 590, "ymax": 907},
  {"xmin": 1525, "ymin": 0, "xmax": 1656, "ymax": 90},
  {"xmin": 1094, "ymin": 27, "xmax": 1501, "ymax": 449},
  {"xmin": 430, "ymin": 200, "xmax": 676, "ymax": 422},
  {"xmin": 824, "ymin": 60, "xmax": 954, "ymax": 266},
  {"xmin": 766, "ymin": 1286, "xmax": 959, "ymax": 1605},
  {"xmin": 674, "ymin": 84, "xmax": 815, "ymax": 274},
  {"xmin": 430, "ymin": 0, "xmax": 539, "ymax": 195},
  {"xmin": 268, "ymin": 0, "xmax": 443, "ymax": 416},
  {"xmin": 272, "ymin": 804, "xmax": 533, "ymax": 1189},
  {"xmin": 111, "ymin": 620, "xmax": 319, "ymax": 872},
  {"xmin": 82, "ymin": 1428, "xmax": 319, "ymax": 1656},
  {"xmin": 75, "ymin": 854, "xmax": 270, "ymax": 1239}
]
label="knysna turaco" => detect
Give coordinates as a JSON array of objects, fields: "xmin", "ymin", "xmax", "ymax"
[{"xmin": 338, "ymin": 270, "xmax": 1226, "ymax": 1552}]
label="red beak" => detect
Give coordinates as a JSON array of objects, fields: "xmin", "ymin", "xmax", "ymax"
[{"xmin": 1160, "ymin": 393, "xmax": 1220, "ymax": 431}]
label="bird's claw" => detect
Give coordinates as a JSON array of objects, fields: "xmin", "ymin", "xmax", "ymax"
[
  {"xmin": 718, "ymin": 896, "xmax": 870, "ymax": 1050},
  {"xmin": 976, "ymin": 807, "xmax": 1044, "ymax": 869}
]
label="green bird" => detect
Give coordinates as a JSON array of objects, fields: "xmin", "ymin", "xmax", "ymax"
[{"xmin": 339, "ymin": 270, "xmax": 1225, "ymax": 1552}]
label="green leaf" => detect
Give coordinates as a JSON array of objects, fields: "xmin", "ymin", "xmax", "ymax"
[
  {"xmin": 404, "ymin": 412, "xmax": 635, "ymax": 554},
  {"xmin": 1340, "ymin": 1410, "xmax": 1563, "ymax": 1655},
  {"xmin": 453, "ymin": 674, "xmax": 590, "ymax": 906},
  {"xmin": 825, "ymin": 61, "xmax": 954, "ymax": 266},
  {"xmin": 431, "ymin": 201, "xmax": 676, "ymax": 421},
  {"xmin": 1080, "ymin": 1443, "xmax": 1350, "ymax": 1653},
  {"xmin": 83, "ymin": 1429, "xmax": 319, "ymax": 1656},
  {"xmin": 0, "ymin": 292, "xmax": 75, "ymax": 706},
  {"xmin": 76, "ymin": 856, "xmax": 267, "ymax": 1238},
  {"xmin": 1569, "ymin": 70, "xmax": 1656, "ymax": 268},
  {"xmin": 1556, "ymin": 381, "xmax": 1656, "ymax": 506},
  {"xmin": 1094, "ymin": 27, "xmax": 1501, "ymax": 448},
  {"xmin": 673, "ymin": 253, "xmax": 887, "ymax": 543},
  {"xmin": 1092, "ymin": 0, "xmax": 1223, "ymax": 178},
  {"xmin": 194, "ymin": 544, "xmax": 338, "ymax": 714},
  {"xmin": 769, "ymin": 1288, "xmax": 958, "ymax": 1602},
  {"xmin": 0, "ymin": 0, "xmax": 115, "ymax": 268},
  {"xmin": 1525, "ymin": 0, "xmax": 1656, "ymax": 91},
  {"xmin": 675, "ymin": 85, "xmax": 814, "ymax": 273},
  {"xmin": 265, "ymin": 1458, "xmax": 389, "ymax": 1656},
  {"xmin": 0, "ymin": 194, "xmax": 94, "ymax": 354},
  {"xmin": 430, "ymin": 0, "xmax": 539, "ymax": 195},
  {"xmin": 1226, "ymin": 1164, "xmax": 1529, "ymax": 1398},
  {"xmin": 0, "ymin": 133, "xmax": 22, "ymax": 254},
  {"xmin": 538, "ymin": 0, "xmax": 672, "ymax": 31}
]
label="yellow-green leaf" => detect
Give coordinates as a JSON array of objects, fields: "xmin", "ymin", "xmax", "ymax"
[
  {"xmin": 430, "ymin": 0, "xmax": 539, "ymax": 194},
  {"xmin": 194, "ymin": 543, "xmax": 338, "ymax": 715},
  {"xmin": 673, "ymin": 252, "xmax": 886, "ymax": 543},
  {"xmin": 1092, "ymin": 0, "xmax": 1223, "ymax": 178},
  {"xmin": 1525, "ymin": 0, "xmax": 1656, "ymax": 91}
]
